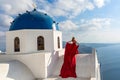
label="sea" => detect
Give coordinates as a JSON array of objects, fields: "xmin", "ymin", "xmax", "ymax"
[
  {"xmin": 97, "ymin": 44, "xmax": 120, "ymax": 80},
  {"xmin": 81, "ymin": 43, "xmax": 120, "ymax": 80}
]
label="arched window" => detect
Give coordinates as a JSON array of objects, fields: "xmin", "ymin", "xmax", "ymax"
[
  {"xmin": 58, "ymin": 37, "xmax": 60, "ymax": 49},
  {"xmin": 37, "ymin": 36, "xmax": 44, "ymax": 50},
  {"xmin": 14, "ymin": 37, "xmax": 20, "ymax": 52}
]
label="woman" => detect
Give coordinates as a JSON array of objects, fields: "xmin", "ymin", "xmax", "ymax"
[{"xmin": 59, "ymin": 37, "xmax": 79, "ymax": 78}]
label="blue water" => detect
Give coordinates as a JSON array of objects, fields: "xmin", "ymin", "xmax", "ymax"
[{"xmin": 96, "ymin": 44, "xmax": 120, "ymax": 80}]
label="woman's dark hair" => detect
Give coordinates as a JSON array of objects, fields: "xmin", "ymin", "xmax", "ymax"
[{"xmin": 72, "ymin": 37, "xmax": 75, "ymax": 42}]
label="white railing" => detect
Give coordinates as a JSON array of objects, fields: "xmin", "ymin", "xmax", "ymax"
[{"xmin": 92, "ymin": 48, "xmax": 101, "ymax": 80}]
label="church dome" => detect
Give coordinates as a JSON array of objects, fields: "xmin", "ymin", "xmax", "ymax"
[{"xmin": 9, "ymin": 9, "xmax": 59, "ymax": 31}]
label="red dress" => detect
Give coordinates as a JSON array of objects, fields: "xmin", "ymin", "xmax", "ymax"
[{"xmin": 59, "ymin": 42, "xmax": 79, "ymax": 78}]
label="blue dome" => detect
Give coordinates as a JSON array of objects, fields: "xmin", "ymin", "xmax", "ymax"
[{"xmin": 9, "ymin": 9, "xmax": 59, "ymax": 31}]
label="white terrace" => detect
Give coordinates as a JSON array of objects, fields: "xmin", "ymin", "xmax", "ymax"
[{"xmin": 0, "ymin": 49, "xmax": 100, "ymax": 80}]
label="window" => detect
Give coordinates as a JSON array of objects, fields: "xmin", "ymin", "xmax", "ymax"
[
  {"xmin": 58, "ymin": 37, "xmax": 60, "ymax": 48},
  {"xmin": 37, "ymin": 36, "xmax": 44, "ymax": 50},
  {"xmin": 14, "ymin": 37, "xmax": 20, "ymax": 52}
]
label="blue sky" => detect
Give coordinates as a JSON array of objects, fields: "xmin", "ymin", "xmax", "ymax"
[{"xmin": 0, "ymin": 0, "xmax": 120, "ymax": 49}]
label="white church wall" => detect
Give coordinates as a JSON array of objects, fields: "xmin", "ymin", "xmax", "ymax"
[
  {"xmin": 0, "ymin": 49, "xmax": 65, "ymax": 79},
  {"xmin": 53, "ymin": 31, "xmax": 62, "ymax": 51},
  {"xmin": 46, "ymin": 51, "xmax": 59, "ymax": 77},
  {"xmin": 6, "ymin": 30, "xmax": 63, "ymax": 54},
  {"xmin": 0, "ymin": 54, "xmax": 15, "ymax": 62},
  {"xmin": 0, "ymin": 60, "xmax": 35, "ymax": 80},
  {"xmin": 6, "ymin": 30, "xmax": 26, "ymax": 54},
  {"xmin": 21, "ymin": 30, "xmax": 54, "ymax": 53},
  {"xmin": 0, "ymin": 52, "xmax": 51, "ymax": 78},
  {"xmin": 16, "ymin": 52, "xmax": 51, "ymax": 78},
  {"xmin": 6, "ymin": 29, "xmax": 62, "ymax": 54}
]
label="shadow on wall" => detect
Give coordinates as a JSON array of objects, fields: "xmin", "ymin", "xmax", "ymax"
[
  {"xmin": 47, "ymin": 51, "xmax": 59, "ymax": 77},
  {"xmin": 6, "ymin": 60, "xmax": 35, "ymax": 80},
  {"xmin": 0, "ymin": 40, "xmax": 6, "ymax": 52}
]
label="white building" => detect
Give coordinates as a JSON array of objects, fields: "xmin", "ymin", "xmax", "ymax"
[{"xmin": 0, "ymin": 9, "xmax": 101, "ymax": 80}]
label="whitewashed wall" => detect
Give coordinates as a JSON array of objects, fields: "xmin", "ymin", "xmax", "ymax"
[
  {"xmin": 0, "ymin": 52, "xmax": 51, "ymax": 78},
  {"xmin": 0, "ymin": 49, "xmax": 65, "ymax": 79},
  {"xmin": 6, "ymin": 30, "xmax": 26, "ymax": 54},
  {"xmin": 53, "ymin": 30, "xmax": 62, "ymax": 51},
  {"xmin": 0, "ymin": 60, "xmax": 35, "ymax": 80},
  {"xmin": 6, "ymin": 30, "xmax": 62, "ymax": 54}
]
